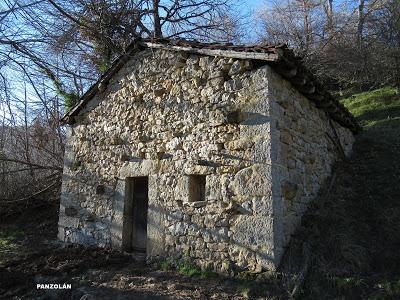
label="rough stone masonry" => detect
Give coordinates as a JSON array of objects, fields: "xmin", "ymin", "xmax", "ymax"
[{"xmin": 58, "ymin": 40, "xmax": 356, "ymax": 273}]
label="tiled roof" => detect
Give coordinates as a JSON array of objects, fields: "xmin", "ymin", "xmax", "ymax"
[{"xmin": 62, "ymin": 38, "xmax": 360, "ymax": 132}]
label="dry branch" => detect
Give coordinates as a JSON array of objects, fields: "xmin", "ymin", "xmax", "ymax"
[
  {"xmin": 0, "ymin": 178, "xmax": 60, "ymax": 203},
  {"xmin": 0, "ymin": 157, "xmax": 62, "ymax": 171}
]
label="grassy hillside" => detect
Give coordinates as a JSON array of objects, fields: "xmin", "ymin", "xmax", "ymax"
[
  {"xmin": 299, "ymin": 87, "xmax": 400, "ymax": 299},
  {"xmin": 342, "ymin": 87, "xmax": 400, "ymax": 129}
]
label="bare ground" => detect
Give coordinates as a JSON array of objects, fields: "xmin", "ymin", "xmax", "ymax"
[{"xmin": 0, "ymin": 204, "xmax": 258, "ymax": 300}]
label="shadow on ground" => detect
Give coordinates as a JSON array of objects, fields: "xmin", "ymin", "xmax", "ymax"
[
  {"xmin": 296, "ymin": 89, "xmax": 400, "ymax": 299},
  {"xmin": 0, "ymin": 205, "xmax": 253, "ymax": 299}
]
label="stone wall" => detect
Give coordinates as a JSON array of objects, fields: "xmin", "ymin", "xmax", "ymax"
[
  {"xmin": 267, "ymin": 70, "xmax": 354, "ymax": 247},
  {"xmin": 58, "ymin": 48, "xmax": 354, "ymax": 273}
]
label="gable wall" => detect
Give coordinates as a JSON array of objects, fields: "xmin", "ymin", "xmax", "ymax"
[{"xmin": 58, "ymin": 48, "xmax": 281, "ymax": 272}]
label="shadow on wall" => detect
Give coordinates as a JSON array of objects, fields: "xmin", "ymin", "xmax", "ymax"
[
  {"xmin": 59, "ymin": 166, "xmax": 276, "ymax": 271},
  {"xmin": 239, "ymin": 112, "xmax": 271, "ymax": 126}
]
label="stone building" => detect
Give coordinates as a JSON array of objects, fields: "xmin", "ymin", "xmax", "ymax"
[{"xmin": 58, "ymin": 39, "xmax": 359, "ymax": 272}]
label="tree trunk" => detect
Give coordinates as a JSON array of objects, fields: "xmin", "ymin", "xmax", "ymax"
[
  {"xmin": 357, "ymin": 0, "xmax": 365, "ymax": 47},
  {"xmin": 326, "ymin": 0, "xmax": 334, "ymax": 33},
  {"xmin": 395, "ymin": 0, "xmax": 400, "ymax": 94},
  {"xmin": 395, "ymin": 55, "xmax": 400, "ymax": 94},
  {"xmin": 152, "ymin": 0, "xmax": 162, "ymax": 38},
  {"xmin": 302, "ymin": 0, "xmax": 312, "ymax": 53}
]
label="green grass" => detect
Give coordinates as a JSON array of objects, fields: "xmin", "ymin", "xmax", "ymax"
[
  {"xmin": 158, "ymin": 258, "xmax": 174, "ymax": 271},
  {"xmin": 177, "ymin": 260, "xmax": 202, "ymax": 277},
  {"xmin": 298, "ymin": 87, "xmax": 400, "ymax": 299},
  {"xmin": 155, "ymin": 257, "xmax": 219, "ymax": 279},
  {"xmin": 341, "ymin": 87, "xmax": 400, "ymax": 128},
  {"xmin": 0, "ymin": 227, "xmax": 24, "ymax": 266}
]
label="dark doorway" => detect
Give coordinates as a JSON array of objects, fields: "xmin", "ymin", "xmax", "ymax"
[{"xmin": 122, "ymin": 177, "xmax": 149, "ymax": 253}]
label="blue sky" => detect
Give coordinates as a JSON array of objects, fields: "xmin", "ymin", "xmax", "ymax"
[
  {"xmin": 242, "ymin": 0, "xmax": 265, "ymax": 11},
  {"xmin": 241, "ymin": 0, "xmax": 265, "ymax": 10},
  {"xmin": 235, "ymin": 0, "xmax": 356, "ymax": 43},
  {"xmin": 236, "ymin": 0, "xmax": 267, "ymax": 43}
]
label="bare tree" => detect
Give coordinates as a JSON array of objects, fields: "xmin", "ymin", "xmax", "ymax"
[
  {"xmin": 0, "ymin": 0, "xmax": 247, "ymax": 210},
  {"xmin": 257, "ymin": 0, "xmax": 323, "ymax": 56},
  {"xmin": 257, "ymin": 0, "xmax": 400, "ymax": 92},
  {"xmin": 43, "ymin": 0, "xmax": 245, "ymax": 72},
  {"xmin": 0, "ymin": 1, "xmax": 72, "ymax": 210},
  {"xmin": 370, "ymin": 0, "xmax": 400, "ymax": 93}
]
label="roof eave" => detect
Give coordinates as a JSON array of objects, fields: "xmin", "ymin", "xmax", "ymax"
[{"xmin": 140, "ymin": 41, "xmax": 281, "ymax": 62}]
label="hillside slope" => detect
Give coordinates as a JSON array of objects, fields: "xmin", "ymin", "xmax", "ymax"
[{"xmin": 299, "ymin": 87, "xmax": 400, "ymax": 299}]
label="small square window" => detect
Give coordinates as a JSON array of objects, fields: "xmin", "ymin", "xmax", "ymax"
[{"xmin": 188, "ymin": 175, "xmax": 206, "ymax": 202}]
